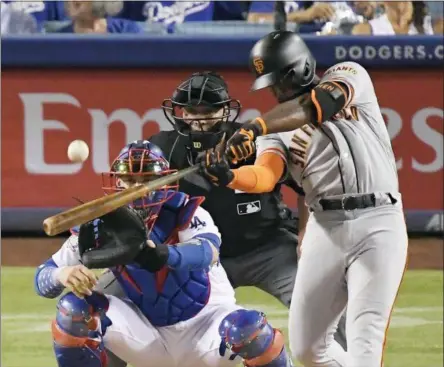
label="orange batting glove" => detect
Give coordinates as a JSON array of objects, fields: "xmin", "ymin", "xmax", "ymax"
[
  {"xmin": 198, "ymin": 149, "xmax": 234, "ymax": 187},
  {"xmin": 226, "ymin": 118, "xmax": 267, "ymax": 163}
]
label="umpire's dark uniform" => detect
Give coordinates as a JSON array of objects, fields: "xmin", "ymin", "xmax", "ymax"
[{"xmin": 149, "ymin": 125, "xmax": 302, "ymax": 307}]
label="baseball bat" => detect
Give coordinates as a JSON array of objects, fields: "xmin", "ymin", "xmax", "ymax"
[{"xmin": 43, "ymin": 165, "xmax": 200, "ymax": 237}]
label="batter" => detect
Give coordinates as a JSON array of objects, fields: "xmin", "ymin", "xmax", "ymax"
[{"xmin": 222, "ymin": 31, "xmax": 408, "ymax": 367}]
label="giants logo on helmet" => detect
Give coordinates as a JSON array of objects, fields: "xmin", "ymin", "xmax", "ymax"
[{"xmin": 253, "ymin": 57, "xmax": 264, "ymax": 74}]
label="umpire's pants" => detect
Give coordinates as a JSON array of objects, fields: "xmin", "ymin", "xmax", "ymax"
[{"xmin": 95, "ymin": 228, "xmax": 347, "ymax": 367}]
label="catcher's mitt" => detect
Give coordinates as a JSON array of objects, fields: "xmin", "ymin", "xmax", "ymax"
[{"xmin": 78, "ymin": 206, "xmax": 147, "ymax": 269}]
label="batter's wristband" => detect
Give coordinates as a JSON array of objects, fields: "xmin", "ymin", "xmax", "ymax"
[{"xmin": 253, "ymin": 117, "xmax": 268, "ymax": 136}]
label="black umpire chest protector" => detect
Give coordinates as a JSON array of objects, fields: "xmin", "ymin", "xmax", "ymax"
[{"xmin": 149, "ymin": 127, "xmax": 299, "ymax": 258}]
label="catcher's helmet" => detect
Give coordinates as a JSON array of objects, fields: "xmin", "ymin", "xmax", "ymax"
[
  {"xmin": 102, "ymin": 140, "xmax": 178, "ymax": 230},
  {"xmin": 162, "ymin": 71, "xmax": 241, "ymax": 155},
  {"xmin": 249, "ymin": 31, "xmax": 317, "ymax": 102}
]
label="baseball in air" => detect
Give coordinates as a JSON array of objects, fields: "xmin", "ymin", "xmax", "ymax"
[{"xmin": 67, "ymin": 140, "xmax": 89, "ymax": 163}]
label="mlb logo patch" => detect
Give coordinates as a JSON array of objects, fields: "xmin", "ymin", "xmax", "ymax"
[{"xmin": 237, "ymin": 201, "xmax": 261, "ymax": 215}]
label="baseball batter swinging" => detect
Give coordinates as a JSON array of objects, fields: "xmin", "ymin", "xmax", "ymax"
[{"xmin": 219, "ymin": 31, "xmax": 408, "ymax": 367}]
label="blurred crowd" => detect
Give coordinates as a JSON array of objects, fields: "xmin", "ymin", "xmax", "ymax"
[{"xmin": 1, "ymin": 1, "xmax": 443, "ymax": 35}]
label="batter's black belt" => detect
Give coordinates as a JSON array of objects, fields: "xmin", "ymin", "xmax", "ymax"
[{"xmin": 319, "ymin": 193, "xmax": 397, "ymax": 212}]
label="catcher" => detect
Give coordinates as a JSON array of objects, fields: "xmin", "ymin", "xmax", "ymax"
[{"xmin": 34, "ymin": 140, "xmax": 294, "ymax": 367}]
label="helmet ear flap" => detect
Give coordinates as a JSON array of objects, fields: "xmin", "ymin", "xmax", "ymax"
[{"xmin": 286, "ymin": 57, "xmax": 315, "ymax": 88}]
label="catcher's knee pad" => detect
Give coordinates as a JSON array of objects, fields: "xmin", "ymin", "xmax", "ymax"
[
  {"xmin": 219, "ymin": 309, "xmax": 294, "ymax": 367},
  {"xmin": 52, "ymin": 291, "xmax": 112, "ymax": 367}
]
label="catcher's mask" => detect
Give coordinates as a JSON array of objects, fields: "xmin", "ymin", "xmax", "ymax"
[
  {"xmin": 162, "ymin": 71, "xmax": 241, "ymax": 159},
  {"xmin": 102, "ymin": 140, "xmax": 178, "ymax": 232}
]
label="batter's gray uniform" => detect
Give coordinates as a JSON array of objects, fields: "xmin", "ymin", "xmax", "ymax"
[{"xmin": 257, "ymin": 61, "xmax": 408, "ymax": 367}]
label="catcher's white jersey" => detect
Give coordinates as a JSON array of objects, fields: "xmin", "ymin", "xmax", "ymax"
[
  {"xmin": 51, "ymin": 204, "xmax": 237, "ymax": 306},
  {"xmin": 257, "ymin": 61, "xmax": 400, "ymax": 207},
  {"xmin": 47, "ymin": 203, "xmax": 243, "ymax": 367}
]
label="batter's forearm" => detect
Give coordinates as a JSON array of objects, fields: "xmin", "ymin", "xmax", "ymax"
[
  {"xmin": 258, "ymin": 95, "xmax": 314, "ymax": 134},
  {"xmin": 228, "ymin": 152, "xmax": 285, "ymax": 193},
  {"xmin": 229, "ymin": 166, "xmax": 277, "ymax": 193}
]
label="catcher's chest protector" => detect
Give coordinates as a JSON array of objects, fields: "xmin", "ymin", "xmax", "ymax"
[{"xmin": 111, "ymin": 191, "xmax": 211, "ymax": 327}]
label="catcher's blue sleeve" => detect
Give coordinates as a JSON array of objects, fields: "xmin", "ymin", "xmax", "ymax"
[
  {"xmin": 34, "ymin": 258, "xmax": 64, "ymax": 299},
  {"xmin": 35, "ymin": 234, "xmax": 81, "ymax": 298},
  {"xmin": 167, "ymin": 206, "xmax": 221, "ymax": 270}
]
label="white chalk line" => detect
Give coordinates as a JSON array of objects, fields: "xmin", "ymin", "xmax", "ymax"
[
  {"xmin": 2, "ymin": 305, "xmax": 442, "ymax": 334},
  {"xmin": 3, "ymin": 306, "xmax": 441, "ymax": 320}
]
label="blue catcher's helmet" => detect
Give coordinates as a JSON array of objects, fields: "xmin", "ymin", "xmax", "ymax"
[{"xmin": 102, "ymin": 140, "xmax": 178, "ymax": 230}]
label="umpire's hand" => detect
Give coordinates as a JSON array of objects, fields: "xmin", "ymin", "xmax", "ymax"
[{"xmin": 197, "ymin": 149, "xmax": 234, "ymax": 187}]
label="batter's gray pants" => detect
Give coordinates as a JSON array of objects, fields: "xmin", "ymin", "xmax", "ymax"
[{"xmin": 95, "ymin": 228, "xmax": 347, "ymax": 367}]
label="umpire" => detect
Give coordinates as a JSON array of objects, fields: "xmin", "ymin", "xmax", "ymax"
[
  {"xmin": 97, "ymin": 71, "xmax": 346, "ymax": 366},
  {"xmin": 155, "ymin": 71, "xmax": 302, "ymax": 308}
]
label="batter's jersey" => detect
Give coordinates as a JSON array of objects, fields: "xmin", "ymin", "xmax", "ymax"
[{"xmin": 257, "ymin": 61, "xmax": 399, "ymax": 207}]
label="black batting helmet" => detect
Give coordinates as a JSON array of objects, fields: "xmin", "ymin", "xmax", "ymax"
[
  {"xmin": 249, "ymin": 31, "xmax": 317, "ymax": 103},
  {"xmin": 162, "ymin": 71, "xmax": 241, "ymax": 154}
]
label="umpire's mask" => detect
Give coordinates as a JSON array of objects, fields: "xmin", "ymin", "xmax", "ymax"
[{"xmin": 162, "ymin": 71, "xmax": 241, "ymax": 158}]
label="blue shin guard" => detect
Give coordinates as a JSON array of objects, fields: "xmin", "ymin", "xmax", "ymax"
[
  {"xmin": 219, "ymin": 309, "xmax": 294, "ymax": 367},
  {"xmin": 52, "ymin": 292, "xmax": 112, "ymax": 367}
]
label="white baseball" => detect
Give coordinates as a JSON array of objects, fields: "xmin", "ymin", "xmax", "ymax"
[{"xmin": 67, "ymin": 140, "xmax": 89, "ymax": 163}]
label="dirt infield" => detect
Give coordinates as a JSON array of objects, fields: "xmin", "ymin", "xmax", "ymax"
[{"xmin": 1, "ymin": 236, "xmax": 443, "ymax": 269}]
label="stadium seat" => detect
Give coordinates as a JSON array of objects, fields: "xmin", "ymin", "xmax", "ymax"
[
  {"xmin": 43, "ymin": 21, "xmax": 168, "ymax": 34},
  {"xmin": 138, "ymin": 22, "xmax": 168, "ymax": 35},
  {"xmin": 172, "ymin": 20, "xmax": 298, "ymax": 36},
  {"xmin": 42, "ymin": 21, "xmax": 72, "ymax": 33}
]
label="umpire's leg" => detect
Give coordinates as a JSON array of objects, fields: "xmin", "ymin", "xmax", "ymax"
[
  {"xmin": 94, "ymin": 270, "xmax": 128, "ymax": 367},
  {"xmin": 221, "ymin": 228, "xmax": 347, "ymax": 350}
]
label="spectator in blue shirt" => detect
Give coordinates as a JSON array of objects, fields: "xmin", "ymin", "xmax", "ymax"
[
  {"xmin": 117, "ymin": 1, "xmax": 215, "ymax": 32},
  {"xmin": 57, "ymin": 0, "xmax": 142, "ymax": 34}
]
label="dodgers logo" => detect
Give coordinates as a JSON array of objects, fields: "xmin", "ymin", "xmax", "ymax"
[
  {"xmin": 143, "ymin": 1, "xmax": 211, "ymax": 25},
  {"xmin": 190, "ymin": 216, "xmax": 206, "ymax": 229}
]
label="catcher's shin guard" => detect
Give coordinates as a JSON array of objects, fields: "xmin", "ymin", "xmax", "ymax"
[
  {"xmin": 219, "ymin": 309, "xmax": 294, "ymax": 367},
  {"xmin": 51, "ymin": 291, "xmax": 112, "ymax": 367}
]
